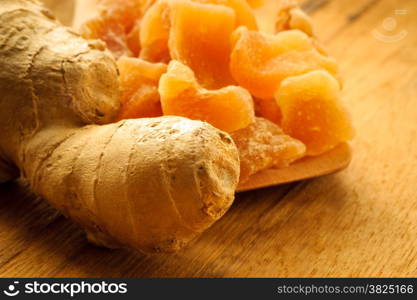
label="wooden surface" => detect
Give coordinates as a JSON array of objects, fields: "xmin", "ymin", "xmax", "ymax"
[{"xmin": 0, "ymin": 0, "xmax": 416, "ymax": 277}]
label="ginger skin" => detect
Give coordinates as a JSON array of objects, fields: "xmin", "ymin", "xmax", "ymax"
[{"xmin": 0, "ymin": 0, "xmax": 239, "ymax": 253}]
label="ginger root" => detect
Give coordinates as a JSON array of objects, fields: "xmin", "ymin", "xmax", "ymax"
[{"xmin": 0, "ymin": 0, "xmax": 239, "ymax": 253}]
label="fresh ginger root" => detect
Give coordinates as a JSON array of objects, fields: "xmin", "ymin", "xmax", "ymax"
[{"xmin": 0, "ymin": 0, "xmax": 240, "ymax": 253}]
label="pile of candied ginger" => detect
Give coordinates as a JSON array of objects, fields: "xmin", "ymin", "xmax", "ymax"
[{"xmin": 81, "ymin": 0, "xmax": 354, "ymax": 183}]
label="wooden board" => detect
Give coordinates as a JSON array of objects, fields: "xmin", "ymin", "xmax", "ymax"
[{"xmin": 0, "ymin": 0, "xmax": 416, "ymax": 277}]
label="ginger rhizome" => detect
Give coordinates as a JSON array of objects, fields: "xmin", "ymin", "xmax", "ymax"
[{"xmin": 0, "ymin": 0, "xmax": 240, "ymax": 253}]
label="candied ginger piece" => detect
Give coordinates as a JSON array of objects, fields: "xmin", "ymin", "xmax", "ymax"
[
  {"xmin": 255, "ymin": 98, "xmax": 282, "ymax": 125},
  {"xmin": 230, "ymin": 27, "xmax": 339, "ymax": 99},
  {"xmin": 169, "ymin": 0, "xmax": 236, "ymax": 89},
  {"xmin": 81, "ymin": 17, "xmax": 131, "ymax": 58},
  {"xmin": 140, "ymin": 0, "xmax": 172, "ymax": 63},
  {"xmin": 276, "ymin": 70, "xmax": 354, "ymax": 156},
  {"xmin": 159, "ymin": 61, "xmax": 255, "ymax": 132},
  {"xmin": 231, "ymin": 117, "xmax": 306, "ymax": 183},
  {"xmin": 80, "ymin": 0, "xmax": 151, "ymax": 57},
  {"xmin": 140, "ymin": 0, "xmax": 257, "ymax": 64},
  {"xmin": 126, "ymin": 22, "xmax": 141, "ymax": 57},
  {"xmin": 117, "ymin": 57, "xmax": 167, "ymax": 120},
  {"xmin": 245, "ymin": 0, "xmax": 264, "ymax": 9},
  {"xmin": 195, "ymin": 0, "xmax": 258, "ymax": 30},
  {"xmin": 98, "ymin": 0, "xmax": 150, "ymax": 29},
  {"xmin": 275, "ymin": 6, "xmax": 314, "ymax": 36},
  {"xmin": 252, "ymin": 0, "xmax": 286, "ymax": 33},
  {"xmin": 252, "ymin": 0, "xmax": 312, "ymax": 35}
]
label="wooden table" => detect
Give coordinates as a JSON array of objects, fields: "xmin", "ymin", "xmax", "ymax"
[{"xmin": 0, "ymin": 0, "xmax": 416, "ymax": 277}]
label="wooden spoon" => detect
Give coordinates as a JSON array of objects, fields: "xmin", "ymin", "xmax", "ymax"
[
  {"xmin": 237, "ymin": 143, "xmax": 352, "ymax": 192},
  {"xmin": 66, "ymin": 0, "xmax": 353, "ymax": 191}
]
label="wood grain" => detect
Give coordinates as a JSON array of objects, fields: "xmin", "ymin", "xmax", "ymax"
[{"xmin": 0, "ymin": 0, "xmax": 416, "ymax": 277}]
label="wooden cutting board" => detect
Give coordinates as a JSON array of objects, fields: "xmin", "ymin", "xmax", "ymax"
[{"xmin": 0, "ymin": 0, "xmax": 416, "ymax": 277}]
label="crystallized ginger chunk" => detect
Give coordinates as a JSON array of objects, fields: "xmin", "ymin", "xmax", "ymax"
[
  {"xmin": 275, "ymin": 6, "xmax": 314, "ymax": 36},
  {"xmin": 140, "ymin": 0, "xmax": 172, "ymax": 63},
  {"xmin": 276, "ymin": 70, "xmax": 354, "ymax": 156},
  {"xmin": 81, "ymin": 17, "xmax": 131, "ymax": 58},
  {"xmin": 80, "ymin": 0, "xmax": 150, "ymax": 57},
  {"xmin": 126, "ymin": 22, "xmax": 142, "ymax": 57},
  {"xmin": 252, "ymin": 0, "xmax": 312, "ymax": 35},
  {"xmin": 255, "ymin": 98, "xmax": 282, "ymax": 125},
  {"xmin": 231, "ymin": 117, "xmax": 306, "ymax": 183},
  {"xmin": 245, "ymin": 0, "xmax": 264, "ymax": 9},
  {"xmin": 159, "ymin": 61, "xmax": 255, "ymax": 132},
  {"xmin": 140, "ymin": 0, "xmax": 257, "ymax": 64},
  {"xmin": 117, "ymin": 57, "xmax": 167, "ymax": 120},
  {"xmin": 169, "ymin": 0, "xmax": 236, "ymax": 89},
  {"xmin": 98, "ymin": 0, "xmax": 152, "ymax": 28},
  {"xmin": 195, "ymin": 0, "xmax": 258, "ymax": 30},
  {"xmin": 230, "ymin": 27, "xmax": 339, "ymax": 99}
]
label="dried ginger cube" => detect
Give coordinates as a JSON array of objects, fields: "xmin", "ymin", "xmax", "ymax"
[
  {"xmin": 140, "ymin": 0, "xmax": 257, "ymax": 63},
  {"xmin": 159, "ymin": 61, "xmax": 255, "ymax": 132},
  {"xmin": 231, "ymin": 117, "xmax": 306, "ymax": 183},
  {"xmin": 117, "ymin": 57, "xmax": 166, "ymax": 120},
  {"xmin": 140, "ymin": 0, "xmax": 172, "ymax": 63},
  {"xmin": 276, "ymin": 70, "xmax": 354, "ymax": 156},
  {"xmin": 230, "ymin": 26, "xmax": 339, "ymax": 99},
  {"xmin": 196, "ymin": 0, "xmax": 258, "ymax": 30},
  {"xmin": 169, "ymin": 0, "xmax": 236, "ymax": 88},
  {"xmin": 80, "ymin": 0, "xmax": 150, "ymax": 57},
  {"xmin": 255, "ymin": 98, "xmax": 282, "ymax": 125}
]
